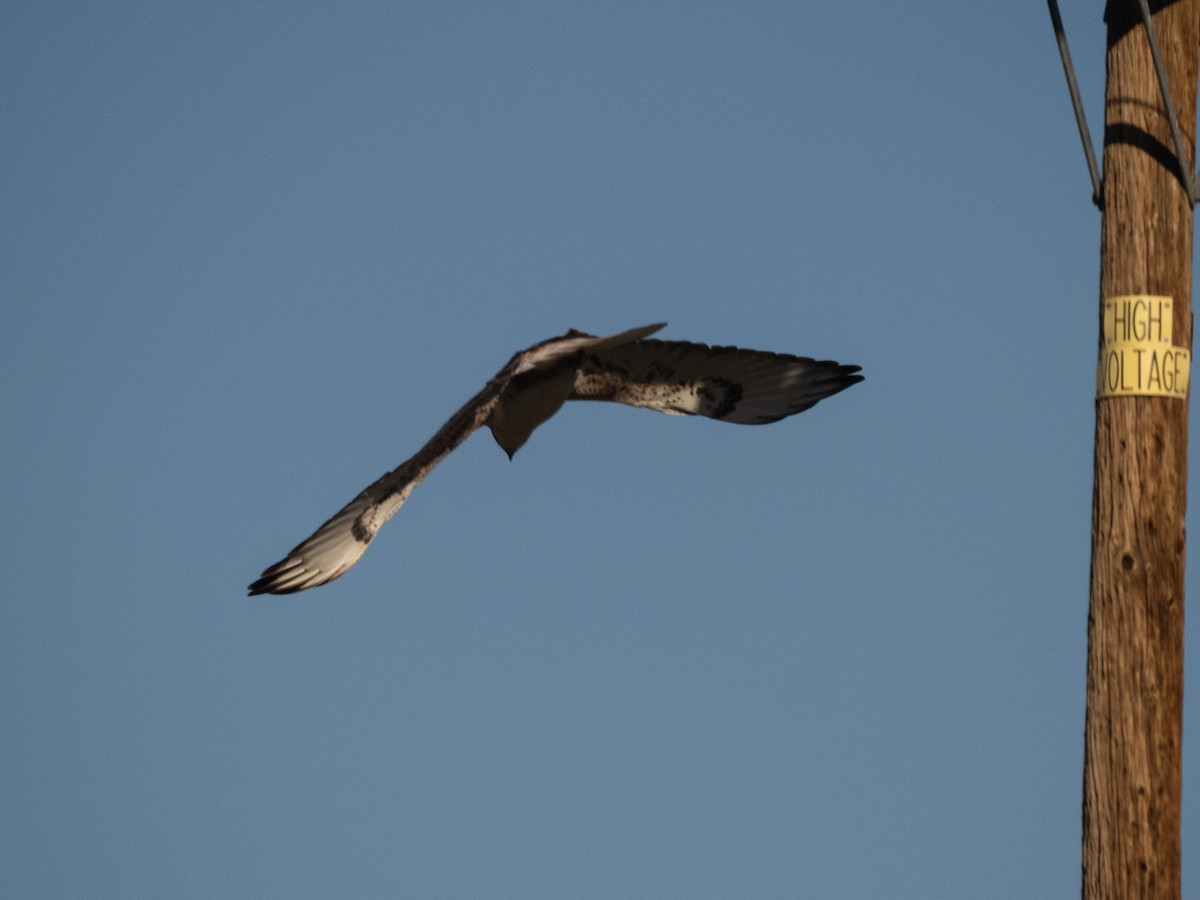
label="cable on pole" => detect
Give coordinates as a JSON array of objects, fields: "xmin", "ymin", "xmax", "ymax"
[
  {"xmin": 1047, "ymin": 0, "xmax": 1103, "ymax": 207},
  {"xmin": 1136, "ymin": 0, "xmax": 1199, "ymax": 206}
]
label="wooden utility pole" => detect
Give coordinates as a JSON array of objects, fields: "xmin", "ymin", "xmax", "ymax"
[{"xmin": 1084, "ymin": 3, "xmax": 1198, "ymax": 899}]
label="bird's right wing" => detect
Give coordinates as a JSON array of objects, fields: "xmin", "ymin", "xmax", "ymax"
[{"xmin": 572, "ymin": 339, "xmax": 863, "ymax": 424}]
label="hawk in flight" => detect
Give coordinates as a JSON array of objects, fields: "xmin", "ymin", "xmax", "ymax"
[{"xmin": 249, "ymin": 323, "xmax": 861, "ymax": 595}]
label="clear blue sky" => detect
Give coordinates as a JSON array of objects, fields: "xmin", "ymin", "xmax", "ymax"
[{"xmin": 3, "ymin": 2, "xmax": 1193, "ymax": 897}]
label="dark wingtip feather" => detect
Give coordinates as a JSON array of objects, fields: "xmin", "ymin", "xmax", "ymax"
[
  {"xmin": 247, "ymin": 566, "xmax": 285, "ymax": 596},
  {"xmin": 247, "ymin": 578, "xmax": 276, "ymax": 596},
  {"xmin": 247, "ymin": 558, "xmax": 304, "ymax": 596},
  {"xmin": 817, "ymin": 362, "xmax": 864, "ymax": 389}
]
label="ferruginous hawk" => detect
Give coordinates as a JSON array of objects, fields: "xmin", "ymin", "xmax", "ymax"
[{"xmin": 248, "ymin": 323, "xmax": 861, "ymax": 595}]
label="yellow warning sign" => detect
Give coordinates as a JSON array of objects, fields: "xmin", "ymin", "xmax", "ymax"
[{"xmin": 1097, "ymin": 295, "xmax": 1190, "ymax": 399}]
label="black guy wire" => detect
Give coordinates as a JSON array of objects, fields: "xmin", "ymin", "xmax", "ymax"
[
  {"xmin": 1136, "ymin": 0, "xmax": 1199, "ymax": 206},
  {"xmin": 1047, "ymin": 0, "xmax": 1103, "ymax": 207}
]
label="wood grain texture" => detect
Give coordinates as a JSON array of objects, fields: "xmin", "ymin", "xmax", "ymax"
[{"xmin": 1084, "ymin": 3, "xmax": 1197, "ymax": 899}]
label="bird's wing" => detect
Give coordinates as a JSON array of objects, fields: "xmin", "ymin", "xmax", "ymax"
[
  {"xmin": 505, "ymin": 322, "xmax": 665, "ymax": 375},
  {"xmin": 248, "ymin": 380, "xmax": 505, "ymax": 595},
  {"xmin": 571, "ymin": 339, "xmax": 863, "ymax": 424}
]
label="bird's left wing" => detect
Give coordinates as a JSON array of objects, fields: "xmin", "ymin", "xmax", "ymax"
[{"xmin": 248, "ymin": 379, "xmax": 505, "ymax": 595}]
